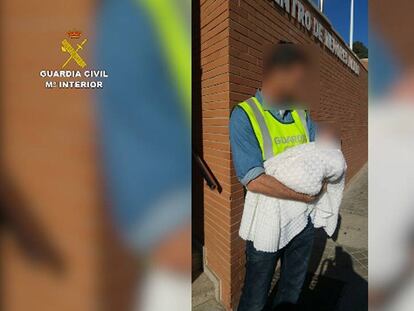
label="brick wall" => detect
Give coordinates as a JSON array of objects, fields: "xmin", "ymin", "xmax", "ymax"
[
  {"xmin": 199, "ymin": 0, "xmax": 234, "ymax": 308},
  {"xmin": 199, "ymin": 1, "xmax": 367, "ymax": 309}
]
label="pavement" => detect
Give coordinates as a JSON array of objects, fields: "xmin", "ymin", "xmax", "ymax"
[
  {"xmin": 192, "ymin": 273, "xmax": 225, "ymax": 311},
  {"xmin": 192, "ymin": 164, "xmax": 368, "ymax": 311}
]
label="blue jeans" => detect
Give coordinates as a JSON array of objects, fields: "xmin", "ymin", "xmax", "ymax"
[{"xmin": 237, "ymin": 220, "xmax": 315, "ymax": 311}]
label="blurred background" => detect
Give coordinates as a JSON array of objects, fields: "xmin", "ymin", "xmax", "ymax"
[
  {"xmin": 369, "ymin": 1, "xmax": 414, "ymax": 310},
  {"xmin": 0, "ymin": 0, "xmax": 191, "ymax": 310}
]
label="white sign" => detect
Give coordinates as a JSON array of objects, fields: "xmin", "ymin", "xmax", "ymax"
[
  {"xmin": 273, "ymin": 0, "xmax": 360, "ymax": 75},
  {"xmin": 39, "ymin": 70, "xmax": 109, "ymax": 89}
]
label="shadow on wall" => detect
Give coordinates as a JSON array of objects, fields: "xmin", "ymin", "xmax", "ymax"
[
  {"xmin": 192, "ymin": 0, "xmax": 204, "ymax": 250},
  {"xmin": 0, "ymin": 174, "xmax": 65, "ymax": 273},
  {"xmin": 0, "ymin": 174, "xmax": 67, "ymax": 311}
]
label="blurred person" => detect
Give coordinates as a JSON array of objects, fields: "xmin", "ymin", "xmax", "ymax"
[
  {"xmin": 230, "ymin": 42, "xmax": 324, "ymax": 311},
  {"xmin": 369, "ymin": 1, "xmax": 414, "ymax": 310},
  {"xmin": 95, "ymin": 0, "xmax": 191, "ymax": 310}
]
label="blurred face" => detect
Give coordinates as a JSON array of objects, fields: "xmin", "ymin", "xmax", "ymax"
[
  {"xmin": 316, "ymin": 123, "xmax": 341, "ymax": 148},
  {"xmin": 265, "ymin": 63, "xmax": 307, "ymax": 101}
]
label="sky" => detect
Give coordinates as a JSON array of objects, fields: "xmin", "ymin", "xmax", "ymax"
[{"xmin": 311, "ymin": 0, "xmax": 368, "ymax": 46}]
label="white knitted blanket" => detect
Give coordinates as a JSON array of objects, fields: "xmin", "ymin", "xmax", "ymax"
[{"xmin": 239, "ymin": 142, "xmax": 346, "ymax": 252}]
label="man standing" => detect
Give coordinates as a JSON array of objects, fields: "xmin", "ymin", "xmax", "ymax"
[{"xmin": 230, "ymin": 42, "xmax": 320, "ymax": 311}]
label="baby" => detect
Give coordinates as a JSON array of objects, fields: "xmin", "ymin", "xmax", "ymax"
[
  {"xmin": 316, "ymin": 121, "xmax": 342, "ymax": 149},
  {"xmin": 239, "ymin": 122, "xmax": 347, "ymax": 252}
]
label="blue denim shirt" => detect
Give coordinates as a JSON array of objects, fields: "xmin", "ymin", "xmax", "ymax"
[
  {"xmin": 96, "ymin": 0, "xmax": 190, "ymax": 251},
  {"xmin": 229, "ymin": 90, "xmax": 316, "ymax": 186}
]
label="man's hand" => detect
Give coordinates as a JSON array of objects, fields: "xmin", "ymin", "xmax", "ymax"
[
  {"xmin": 300, "ymin": 180, "xmax": 328, "ymax": 203},
  {"xmin": 152, "ymin": 224, "xmax": 191, "ymax": 273},
  {"xmin": 300, "ymin": 193, "xmax": 319, "ymax": 203},
  {"xmin": 247, "ymin": 174, "xmax": 325, "ymax": 203}
]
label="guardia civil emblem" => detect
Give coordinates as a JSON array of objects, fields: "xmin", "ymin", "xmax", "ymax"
[{"xmin": 61, "ymin": 30, "xmax": 87, "ymax": 68}]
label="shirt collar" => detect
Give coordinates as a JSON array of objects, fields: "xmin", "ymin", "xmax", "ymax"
[{"xmin": 255, "ymin": 89, "xmax": 288, "ymax": 117}]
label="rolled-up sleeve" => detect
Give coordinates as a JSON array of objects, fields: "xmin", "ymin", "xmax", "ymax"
[{"xmin": 229, "ymin": 107, "xmax": 264, "ymax": 186}]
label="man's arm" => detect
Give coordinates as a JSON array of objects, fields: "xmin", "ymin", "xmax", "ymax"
[
  {"xmin": 247, "ymin": 174, "xmax": 318, "ymax": 203},
  {"xmin": 230, "ymin": 107, "xmax": 320, "ymax": 203}
]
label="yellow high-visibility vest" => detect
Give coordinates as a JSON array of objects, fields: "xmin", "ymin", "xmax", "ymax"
[
  {"xmin": 238, "ymin": 97, "xmax": 309, "ymax": 161},
  {"xmin": 139, "ymin": 0, "xmax": 191, "ymax": 123}
]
